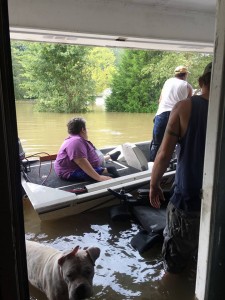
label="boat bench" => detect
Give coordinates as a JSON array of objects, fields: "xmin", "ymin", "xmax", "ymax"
[{"xmin": 121, "ymin": 142, "xmax": 150, "ymax": 171}]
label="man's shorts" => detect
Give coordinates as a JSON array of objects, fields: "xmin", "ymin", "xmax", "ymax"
[{"xmin": 162, "ymin": 201, "xmax": 200, "ymax": 273}]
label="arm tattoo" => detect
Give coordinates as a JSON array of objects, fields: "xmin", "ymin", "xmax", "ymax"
[{"xmin": 166, "ymin": 128, "xmax": 179, "ymax": 138}]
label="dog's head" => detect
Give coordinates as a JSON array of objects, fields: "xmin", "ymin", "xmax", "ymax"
[{"xmin": 58, "ymin": 246, "xmax": 100, "ymax": 300}]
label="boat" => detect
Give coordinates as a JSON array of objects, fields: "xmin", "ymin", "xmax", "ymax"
[{"xmin": 21, "ymin": 141, "xmax": 176, "ymax": 221}]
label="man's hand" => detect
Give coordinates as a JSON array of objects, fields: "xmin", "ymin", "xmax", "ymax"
[
  {"xmin": 149, "ymin": 185, "xmax": 165, "ymax": 208},
  {"xmin": 149, "ymin": 101, "xmax": 184, "ymax": 208}
]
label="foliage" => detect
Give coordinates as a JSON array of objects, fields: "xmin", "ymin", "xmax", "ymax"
[
  {"xmin": 11, "ymin": 42, "xmax": 95, "ymax": 113},
  {"xmin": 106, "ymin": 50, "xmax": 212, "ymax": 113},
  {"xmin": 184, "ymin": 53, "xmax": 212, "ymax": 89},
  {"xmin": 143, "ymin": 51, "xmax": 212, "ymax": 89},
  {"xmin": 106, "ymin": 50, "xmax": 162, "ymax": 113},
  {"xmin": 11, "ymin": 40, "xmax": 212, "ymax": 114},
  {"xmin": 87, "ymin": 47, "xmax": 116, "ymax": 95},
  {"xmin": 11, "ymin": 41, "xmax": 28, "ymax": 99}
]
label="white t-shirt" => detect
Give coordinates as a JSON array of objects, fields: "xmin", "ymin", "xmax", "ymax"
[{"xmin": 156, "ymin": 77, "xmax": 192, "ymax": 116}]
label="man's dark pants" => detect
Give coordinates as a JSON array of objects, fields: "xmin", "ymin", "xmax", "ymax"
[
  {"xmin": 150, "ymin": 111, "xmax": 170, "ymax": 161},
  {"xmin": 162, "ymin": 201, "xmax": 200, "ymax": 273}
]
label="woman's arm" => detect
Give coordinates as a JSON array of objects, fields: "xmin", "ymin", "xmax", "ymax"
[{"xmin": 74, "ymin": 157, "xmax": 112, "ymax": 181}]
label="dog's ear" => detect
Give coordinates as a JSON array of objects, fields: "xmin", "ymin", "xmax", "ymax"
[
  {"xmin": 86, "ymin": 247, "xmax": 101, "ymax": 265},
  {"xmin": 71, "ymin": 245, "xmax": 80, "ymax": 255},
  {"xmin": 58, "ymin": 246, "xmax": 80, "ymax": 266}
]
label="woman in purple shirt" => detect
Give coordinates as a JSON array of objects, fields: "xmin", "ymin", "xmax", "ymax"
[{"xmin": 54, "ymin": 117, "xmax": 120, "ymax": 181}]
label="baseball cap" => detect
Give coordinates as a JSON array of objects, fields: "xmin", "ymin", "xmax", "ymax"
[
  {"xmin": 203, "ymin": 62, "xmax": 212, "ymax": 75},
  {"xmin": 174, "ymin": 65, "xmax": 189, "ymax": 74}
]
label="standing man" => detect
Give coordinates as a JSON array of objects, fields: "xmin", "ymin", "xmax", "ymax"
[
  {"xmin": 150, "ymin": 66, "xmax": 193, "ymax": 161},
  {"xmin": 149, "ymin": 62, "xmax": 212, "ymax": 273}
]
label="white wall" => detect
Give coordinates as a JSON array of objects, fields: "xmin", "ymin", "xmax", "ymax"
[{"xmin": 8, "ymin": 0, "xmax": 215, "ymax": 52}]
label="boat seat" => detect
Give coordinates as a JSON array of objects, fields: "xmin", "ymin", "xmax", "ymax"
[
  {"xmin": 106, "ymin": 145, "xmax": 123, "ymax": 161},
  {"xmin": 122, "ymin": 143, "xmax": 148, "ymax": 171}
]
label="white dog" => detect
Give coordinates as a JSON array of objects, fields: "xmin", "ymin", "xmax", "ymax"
[{"xmin": 26, "ymin": 240, "xmax": 100, "ymax": 300}]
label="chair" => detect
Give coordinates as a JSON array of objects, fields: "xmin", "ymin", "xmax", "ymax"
[{"xmin": 122, "ymin": 143, "xmax": 148, "ymax": 171}]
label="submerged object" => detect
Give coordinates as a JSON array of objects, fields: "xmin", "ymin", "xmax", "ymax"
[
  {"xmin": 131, "ymin": 205, "xmax": 166, "ymax": 253},
  {"xmin": 109, "ymin": 187, "xmax": 173, "ymax": 254}
]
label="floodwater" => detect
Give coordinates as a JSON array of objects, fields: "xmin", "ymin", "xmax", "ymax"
[
  {"xmin": 16, "ymin": 101, "xmax": 154, "ymax": 155},
  {"xmin": 17, "ymin": 102, "xmax": 196, "ymax": 300}
]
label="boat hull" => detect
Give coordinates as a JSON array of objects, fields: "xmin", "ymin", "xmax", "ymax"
[{"xmin": 21, "ymin": 141, "xmax": 175, "ymax": 220}]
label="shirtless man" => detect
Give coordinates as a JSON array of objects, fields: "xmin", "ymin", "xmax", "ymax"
[{"xmin": 149, "ymin": 62, "xmax": 212, "ymax": 273}]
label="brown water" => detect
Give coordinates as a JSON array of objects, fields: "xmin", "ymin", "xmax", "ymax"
[
  {"xmin": 17, "ymin": 102, "xmax": 196, "ymax": 300},
  {"xmin": 16, "ymin": 101, "xmax": 154, "ymax": 155}
]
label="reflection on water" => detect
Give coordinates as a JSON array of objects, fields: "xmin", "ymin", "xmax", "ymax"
[
  {"xmin": 24, "ymin": 199, "xmax": 196, "ymax": 300},
  {"xmin": 18, "ymin": 102, "xmax": 196, "ymax": 300}
]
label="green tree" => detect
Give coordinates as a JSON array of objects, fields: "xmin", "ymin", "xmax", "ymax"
[
  {"xmin": 143, "ymin": 51, "xmax": 212, "ymax": 90},
  {"xmin": 87, "ymin": 47, "xmax": 116, "ymax": 95},
  {"xmin": 106, "ymin": 49, "xmax": 162, "ymax": 113},
  {"xmin": 106, "ymin": 50, "xmax": 212, "ymax": 113},
  {"xmin": 11, "ymin": 41, "xmax": 212, "ymax": 113},
  {"xmin": 11, "ymin": 41, "xmax": 28, "ymax": 99},
  {"xmin": 185, "ymin": 53, "xmax": 212, "ymax": 89},
  {"xmin": 17, "ymin": 42, "xmax": 95, "ymax": 113}
]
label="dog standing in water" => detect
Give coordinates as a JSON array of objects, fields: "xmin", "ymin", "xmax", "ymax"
[{"xmin": 26, "ymin": 240, "xmax": 101, "ymax": 300}]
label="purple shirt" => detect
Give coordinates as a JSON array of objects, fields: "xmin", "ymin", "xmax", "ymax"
[{"xmin": 54, "ymin": 135, "xmax": 101, "ymax": 179}]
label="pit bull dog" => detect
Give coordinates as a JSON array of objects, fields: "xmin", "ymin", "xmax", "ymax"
[{"xmin": 26, "ymin": 240, "xmax": 100, "ymax": 300}]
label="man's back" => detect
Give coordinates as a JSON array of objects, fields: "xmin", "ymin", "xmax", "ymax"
[
  {"xmin": 150, "ymin": 66, "xmax": 192, "ymax": 162},
  {"xmin": 156, "ymin": 77, "xmax": 191, "ymax": 115},
  {"xmin": 171, "ymin": 95, "xmax": 209, "ymax": 211}
]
